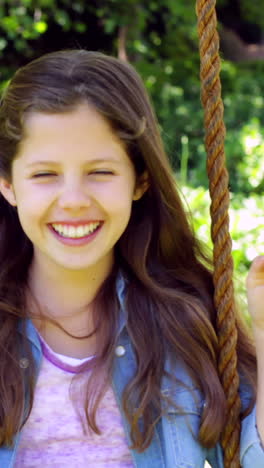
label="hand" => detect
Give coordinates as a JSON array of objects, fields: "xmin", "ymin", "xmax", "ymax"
[{"xmin": 246, "ymin": 256, "xmax": 264, "ymax": 330}]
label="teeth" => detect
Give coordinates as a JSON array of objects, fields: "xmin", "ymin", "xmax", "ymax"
[{"xmin": 51, "ymin": 222, "xmax": 100, "ymax": 238}]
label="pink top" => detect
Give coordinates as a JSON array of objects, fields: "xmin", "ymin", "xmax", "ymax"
[{"xmin": 14, "ymin": 335, "xmax": 134, "ymax": 467}]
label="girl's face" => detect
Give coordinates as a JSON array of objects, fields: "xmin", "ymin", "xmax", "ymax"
[{"xmin": 0, "ymin": 103, "xmax": 147, "ymax": 277}]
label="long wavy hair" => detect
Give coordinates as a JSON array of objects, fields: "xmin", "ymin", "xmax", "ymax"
[{"xmin": 0, "ymin": 49, "xmax": 256, "ymax": 451}]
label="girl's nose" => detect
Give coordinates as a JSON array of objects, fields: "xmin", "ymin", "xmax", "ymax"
[{"xmin": 58, "ymin": 181, "xmax": 92, "ymax": 211}]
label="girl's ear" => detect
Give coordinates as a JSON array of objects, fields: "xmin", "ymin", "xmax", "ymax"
[
  {"xmin": 133, "ymin": 171, "xmax": 149, "ymax": 201},
  {"xmin": 0, "ymin": 178, "xmax": 17, "ymax": 206}
]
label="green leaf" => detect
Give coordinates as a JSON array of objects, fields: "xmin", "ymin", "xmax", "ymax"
[{"xmin": 34, "ymin": 21, "xmax": 48, "ymax": 34}]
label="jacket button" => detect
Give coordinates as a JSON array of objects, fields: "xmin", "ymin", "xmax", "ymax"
[
  {"xmin": 115, "ymin": 345, "xmax": 126, "ymax": 357},
  {"xmin": 19, "ymin": 358, "xmax": 29, "ymax": 369}
]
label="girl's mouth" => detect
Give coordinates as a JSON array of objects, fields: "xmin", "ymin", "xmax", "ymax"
[{"xmin": 48, "ymin": 221, "xmax": 103, "ymax": 245}]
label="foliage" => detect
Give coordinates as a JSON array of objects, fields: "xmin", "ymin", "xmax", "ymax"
[
  {"xmin": 239, "ymin": 0, "xmax": 264, "ymax": 29},
  {"xmin": 148, "ymin": 60, "xmax": 264, "ymax": 195}
]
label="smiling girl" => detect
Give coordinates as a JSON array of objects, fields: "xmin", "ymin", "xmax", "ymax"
[{"xmin": 0, "ymin": 49, "xmax": 263, "ymax": 467}]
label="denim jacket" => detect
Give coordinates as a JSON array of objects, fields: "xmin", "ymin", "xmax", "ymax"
[{"xmin": 1, "ymin": 275, "xmax": 264, "ymax": 467}]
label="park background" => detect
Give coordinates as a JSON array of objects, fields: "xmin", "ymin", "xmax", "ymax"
[{"xmin": 0, "ymin": 0, "xmax": 263, "ymax": 320}]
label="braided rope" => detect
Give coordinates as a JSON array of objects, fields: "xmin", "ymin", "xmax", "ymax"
[{"xmin": 195, "ymin": 1, "xmax": 241, "ymax": 466}]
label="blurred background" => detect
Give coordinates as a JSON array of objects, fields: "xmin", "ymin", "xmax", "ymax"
[{"xmin": 0, "ymin": 0, "xmax": 263, "ymax": 318}]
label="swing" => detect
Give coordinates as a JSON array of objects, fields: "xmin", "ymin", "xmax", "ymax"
[{"xmin": 196, "ymin": 1, "xmax": 241, "ymax": 467}]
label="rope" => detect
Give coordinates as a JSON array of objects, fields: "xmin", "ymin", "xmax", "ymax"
[{"xmin": 195, "ymin": 1, "xmax": 241, "ymax": 467}]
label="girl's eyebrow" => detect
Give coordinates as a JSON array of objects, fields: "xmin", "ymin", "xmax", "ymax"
[{"xmin": 26, "ymin": 158, "xmax": 122, "ymax": 168}]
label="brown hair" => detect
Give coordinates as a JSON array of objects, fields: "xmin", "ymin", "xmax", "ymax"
[{"xmin": 0, "ymin": 50, "xmax": 256, "ymax": 451}]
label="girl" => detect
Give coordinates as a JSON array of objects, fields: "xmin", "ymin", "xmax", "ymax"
[{"xmin": 0, "ymin": 49, "xmax": 263, "ymax": 467}]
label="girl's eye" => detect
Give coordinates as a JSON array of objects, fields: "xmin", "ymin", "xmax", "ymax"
[
  {"xmin": 91, "ymin": 170, "xmax": 113, "ymax": 174},
  {"xmin": 90, "ymin": 170, "xmax": 114, "ymax": 176},
  {"xmin": 32, "ymin": 172, "xmax": 57, "ymax": 178}
]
